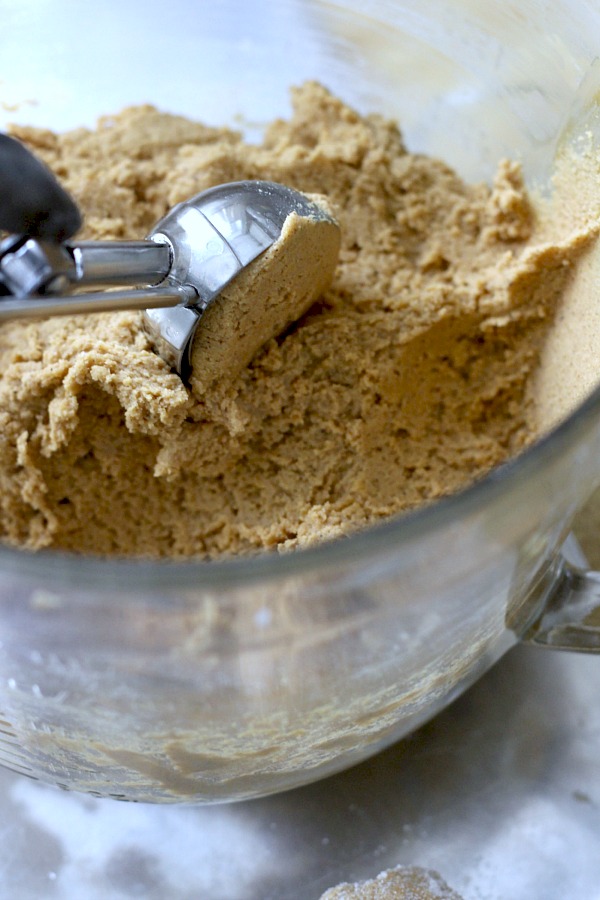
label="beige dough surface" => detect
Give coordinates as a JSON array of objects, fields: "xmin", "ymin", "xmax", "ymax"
[
  {"xmin": 319, "ymin": 865, "xmax": 463, "ymax": 900},
  {"xmin": 189, "ymin": 198, "xmax": 341, "ymax": 397},
  {"xmin": 1, "ymin": 82, "xmax": 598, "ymax": 559}
]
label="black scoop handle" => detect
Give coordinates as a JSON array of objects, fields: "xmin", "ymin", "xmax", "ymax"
[{"xmin": 0, "ymin": 133, "xmax": 82, "ymax": 242}]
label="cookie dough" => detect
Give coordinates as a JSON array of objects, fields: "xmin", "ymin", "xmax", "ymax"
[
  {"xmin": 319, "ymin": 865, "xmax": 463, "ymax": 900},
  {"xmin": 0, "ymin": 82, "xmax": 598, "ymax": 558},
  {"xmin": 189, "ymin": 196, "xmax": 341, "ymax": 396}
]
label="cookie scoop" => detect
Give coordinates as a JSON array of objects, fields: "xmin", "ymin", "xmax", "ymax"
[{"xmin": 0, "ymin": 141, "xmax": 340, "ymax": 380}]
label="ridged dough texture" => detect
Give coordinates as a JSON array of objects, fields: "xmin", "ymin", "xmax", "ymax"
[{"xmin": 1, "ymin": 82, "xmax": 596, "ymax": 558}]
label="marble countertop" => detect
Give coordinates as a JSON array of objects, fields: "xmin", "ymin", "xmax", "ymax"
[{"xmin": 2, "ymin": 636, "xmax": 600, "ymax": 899}]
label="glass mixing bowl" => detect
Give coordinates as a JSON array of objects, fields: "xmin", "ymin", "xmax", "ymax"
[{"xmin": 2, "ymin": 0, "xmax": 600, "ymax": 803}]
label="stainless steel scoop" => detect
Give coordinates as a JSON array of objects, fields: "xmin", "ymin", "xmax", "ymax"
[{"xmin": 0, "ymin": 172, "xmax": 337, "ymax": 376}]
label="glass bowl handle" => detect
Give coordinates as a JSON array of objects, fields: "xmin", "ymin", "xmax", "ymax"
[{"xmin": 522, "ymin": 554, "xmax": 600, "ymax": 651}]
